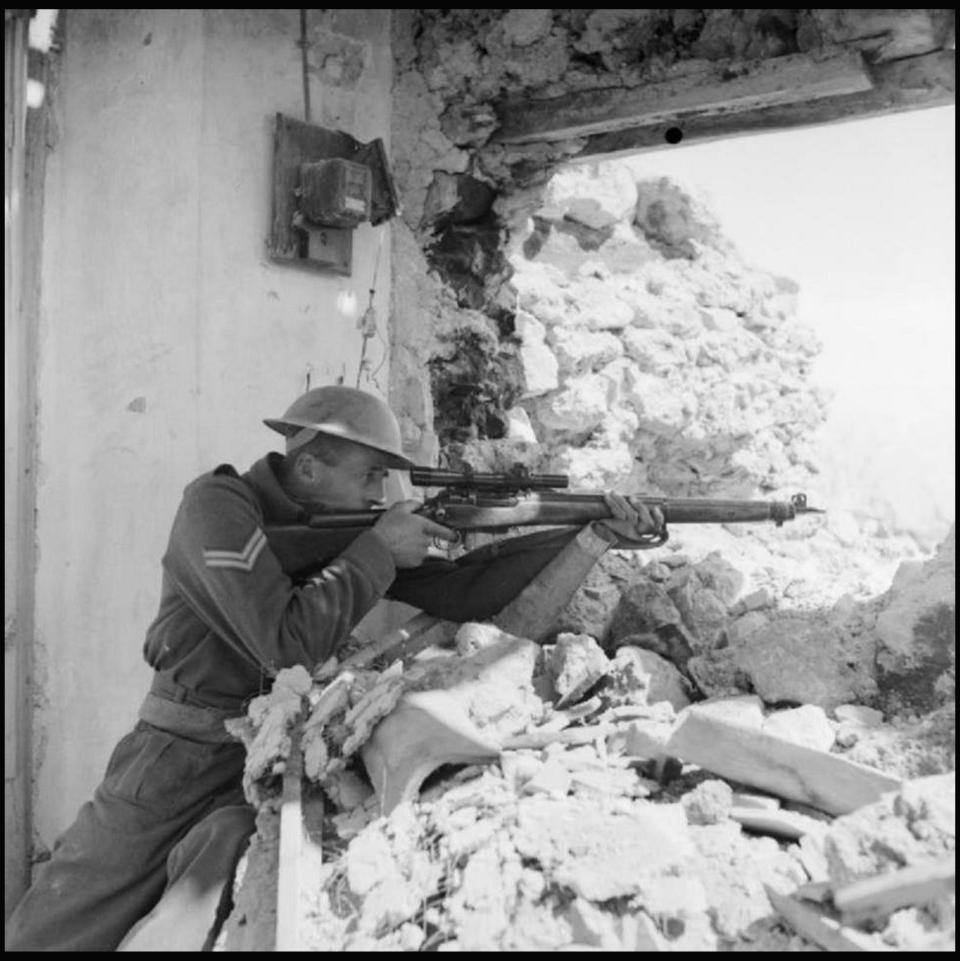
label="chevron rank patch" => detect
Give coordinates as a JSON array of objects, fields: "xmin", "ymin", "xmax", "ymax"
[{"xmin": 203, "ymin": 527, "xmax": 267, "ymax": 572}]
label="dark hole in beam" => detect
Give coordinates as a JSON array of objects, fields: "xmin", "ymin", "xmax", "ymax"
[{"xmin": 665, "ymin": 127, "xmax": 684, "ymax": 145}]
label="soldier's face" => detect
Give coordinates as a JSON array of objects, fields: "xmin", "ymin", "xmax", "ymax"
[{"xmin": 311, "ymin": 445, "xmax": 389, "ymax": 511}]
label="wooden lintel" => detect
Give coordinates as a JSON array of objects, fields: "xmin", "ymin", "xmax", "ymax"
[
  {"xmin": 493, "ymin": 49, "xmax": 874, "ymax": 145},
  {"xmin": 572, "ymin": 50, "xmax": 955, "ymax": 162}
]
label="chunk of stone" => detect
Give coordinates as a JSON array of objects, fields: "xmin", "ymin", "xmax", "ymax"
[
  {"xmin": 512, "ymin": 796, "xmax": 694, "ymax": 902},
  {"xmin": 607, "ymin": 645, "xmax": 691, "ymax": 711},
  {"xmin": 682, "ymin": 778, "xmax": 734, "ymax": 825},
  {"xmin": 688, "ymin": 694, "xmax": 765, "ymax": 728},
  {"xmin": 731, "ymin": 614, "xmax": 876, "ymax": 709},
  {"xmin": 730, "ymin": 588, "xmax": 773, "ymax": 616},
  {"xmin": 762, "ymin": 705, "xmax": 836, "ymax": 752},
  {"xmin": 523, "ymin": 760, "xmax": 572, "ymax": 797},
  {"xmin": 547, "ymin": 632, "xmax": 611, "ymax": 706},
  {"xmin": 408, "ymin": 626, "xmax": 543, "ymax": 739},
  {"xmin": 833, "ymin": 704, "xmax": 885, "ymax": 728}
]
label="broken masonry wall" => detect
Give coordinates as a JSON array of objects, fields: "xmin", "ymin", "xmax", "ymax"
[
  {"xmin": 502, "ymin": 168, "xmax": 825, "ymax": 501},
  {"xmin": 389, "ymin": 8, "xmax": 953, "ymax": 467},
  {"xmin": 388, "ymin": 10, "xmax": 955, "ymax": 715}
]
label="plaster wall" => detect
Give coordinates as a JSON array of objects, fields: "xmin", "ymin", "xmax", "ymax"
[{"xmin": 30, "ymin": 8, "xmax": 393, "ymax": 851}]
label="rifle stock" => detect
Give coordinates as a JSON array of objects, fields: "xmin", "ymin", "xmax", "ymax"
[{"xmin": 264, "ymin": 489, "xmax": 823, "ymax": 580}]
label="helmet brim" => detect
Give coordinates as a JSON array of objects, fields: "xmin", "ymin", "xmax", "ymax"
[{"xmin": 263, "ymin": 418, "xmax": 415, "ymax": 470}]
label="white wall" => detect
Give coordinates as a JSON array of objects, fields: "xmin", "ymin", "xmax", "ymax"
[{"xmin": 32, "ymin": 9, "xmax": 393, "ymax": 848}]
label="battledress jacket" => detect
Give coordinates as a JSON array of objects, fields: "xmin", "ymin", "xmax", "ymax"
[{"xmin": 142, "ymin": 453, "xmax": 583, "ymax": 713}]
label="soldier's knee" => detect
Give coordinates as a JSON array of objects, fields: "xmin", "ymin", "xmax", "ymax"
[{"xmin": 167, "ymin": 805, "xmax": 256, "ymax": 885}]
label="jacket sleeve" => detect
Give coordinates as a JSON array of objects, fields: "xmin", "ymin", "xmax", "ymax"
[
  {"xmin": 162, "ymin": 473, "xmax": 397, "ymax": 673},
  {"xmin": 386, "ymin": 526, "xmax": 583, "ymax": 621}
]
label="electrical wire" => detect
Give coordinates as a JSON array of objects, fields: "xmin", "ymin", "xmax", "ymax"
[
  {"xmin": 356, "ymin": 227, "xmax": 387, "ymax": 390},
  {"xmin": 299, "ymin": 10, "xmax": 312, "ymax": 123}
]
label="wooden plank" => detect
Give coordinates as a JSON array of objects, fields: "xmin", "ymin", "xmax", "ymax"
[
  {"xmin": 574, "ymin": 50, "xmax": 955, "ymax": 162},
  {"xmin": 275, "ymin": 728, "xmax": 325, "ymax": 951},
  {"xmin": 275, "ymin": 728, "xmax": 304, "ymax": 952},
  {"xmin": 503, "ymin": 723, "xmax": 616, "ymax": 752},
  {"xmin": 764, "ymin": 885, "xmax": 888, "ymax": 952},
  {"xmin": 493, "ymin": 49, "xmax": 874, "ymax": 145},
  {"xmin": 833, "ymin": 857, "xmax": 956, "ymax": 926},
  {"xmin": 665, "ymin": 707, "xmax": 901, "ymax": 816},
  {"xmin": 728, "ymin": 805, "xmax": 826, "ymax": 841}
]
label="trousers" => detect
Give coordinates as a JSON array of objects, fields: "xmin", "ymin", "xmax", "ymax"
[{"xmin": 4, "ymin": 719, "xmax": 255, "ymax": 952}]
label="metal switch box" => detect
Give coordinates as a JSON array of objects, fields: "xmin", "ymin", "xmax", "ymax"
[{"xmin": 298, "ymin": 158, "xmax": 372, "ymax": 229}]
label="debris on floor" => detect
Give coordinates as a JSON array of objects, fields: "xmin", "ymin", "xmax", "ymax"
[{"xmin": 216, "ymin": 614, "xmax": 955, "ymax": 952}]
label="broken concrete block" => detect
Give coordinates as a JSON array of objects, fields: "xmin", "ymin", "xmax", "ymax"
[
  {"xmin": 512, "ymin": 796, "xmax": 694, "ymax": 902},
  {"xmin": 815, "ymin": 774, "xmax": 955, "ymax": 889},
  {"xmin": 686, "ymin": 648, "xmax": 752, "ymax": 699},
  {"xmin": 554, "ymin": 579, "xmax": 623, "ymax": 642},
  {"xmin": 606, "ymin": 645, "xmax": 692, "ymax": 711},
  {"xmin": 874, "ymin": 527, "xmax": 955, "ymax": 715},
  {"xmin": 893, "ymin": 772, "xmax": 955, "ymax": 840},
  {"xmin": 608, "ymin": 577, "xmax": 684, "ymax": 637},
  {"xmin": 667, "ymin": 702, "xmax": 901, "ymax": 815},
  {"xmin": 361, "ymin": 689, "xmax": 502, "ymax": 815},
  {"xmin": 726, "ymin": 610, "xmax": 771, "ymax": 645},
  {"xmin": 547, "ymin": 632, "xmax": 610, "ymax": 706},
  {"xmin": 569, "ymin": 765, "xmax": 649, "ymax": 800},
  {"xmin": 455, "ymin": 621, "xmax": 509, "ymax": 656},
  {"xmin": 323, "ymin": 767, "xmax": 373, "ymax": 812},
  {"xmin": 730, "ymin": 613, "xmax": 877, "ymax": 709},
  {"xmin": 688, "ymin": 694, "xmax": 765, "ymax": 728},
  {"xmin": 345, "ymin": 823, "xmax": 395, "ymax": 897},
  {"xmin": 669, "ymin": 577, "xmax": 730, "ymax": 651},
  {"xmin": 693, "ymin": 551, "xmax": 746, "ymax": 604},
  {"xmin": 682, "ymin": 778, "xmax": 734, "ymax": 825},
  {"xmin": 762, "ymin": 705, "xmax": 836, "ymax": 752},
  {"xmin": 522, "ymin": 760, "xmax": 572, "ymax": 797},
  {"xmin": 731, "ymin": 587, "xmax": 773, "ymax": 616},
  {"xmin": 504, "ymin": 404, "xmax": 538, "ymax": 442},
  {"xmin": 409, "ymin": 627, "xmax": 544, "ymax": 739},
  {"xmin": 500, "ymin": 751, "xmax": 543, "ymax": 792},
  {"xmin": 833, "ymin": 704, "xmax": 884, "ymax": 728}
]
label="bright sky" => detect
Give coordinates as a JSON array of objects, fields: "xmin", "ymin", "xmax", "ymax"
[{"xmin": 618, "ymin": 106, "xmax": 956, "ymax": 543}]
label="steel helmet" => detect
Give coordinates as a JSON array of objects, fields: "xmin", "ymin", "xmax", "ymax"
[{"xmin": 264, "ymin": 385, "xmax": 414, "ymax": 469}]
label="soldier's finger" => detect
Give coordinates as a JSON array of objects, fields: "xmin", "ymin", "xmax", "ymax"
[{"xmin": 421, "ymin": 518, "xmax": 458, "ymax": 542}]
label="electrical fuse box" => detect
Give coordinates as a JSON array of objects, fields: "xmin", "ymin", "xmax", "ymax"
[{"xmin": 298, "ymin": 158, "xmax": 372, "ymax": 228}]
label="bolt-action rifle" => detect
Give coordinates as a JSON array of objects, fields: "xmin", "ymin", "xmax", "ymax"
[{"xmin": 264, "ymin": 464, "xmax": 824, "ymax": 580}]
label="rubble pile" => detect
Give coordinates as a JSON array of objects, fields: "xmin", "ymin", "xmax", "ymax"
[{"xmin": 217, "ymin": 610, "xmax": 955, "ymax": 952}]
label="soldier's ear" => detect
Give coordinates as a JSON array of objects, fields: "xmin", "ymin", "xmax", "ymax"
[{"xmin": 295, "ymin": 451, "xmax": 319, "ymax": 483}]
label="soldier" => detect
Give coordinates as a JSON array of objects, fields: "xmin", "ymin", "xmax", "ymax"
[{"xmin": 5, "ymin": 385, "xmax": 662, "ymax": 952}]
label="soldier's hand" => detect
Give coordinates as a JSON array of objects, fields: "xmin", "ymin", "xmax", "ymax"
[
  {"xmin": 593, "ymin": 492, "xmax": 666, "ymax": 549},
  {"xmin": 370, "ymin": 500, "xmax": 458, "ymax": 568}
]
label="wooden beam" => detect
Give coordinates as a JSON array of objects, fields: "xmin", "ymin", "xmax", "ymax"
[
  {"xmin": 493, "ymin": 50, "xmax": 874, "ymax": 145},
  {"xmin": 275, "ymin": 728, "xmax": 325, "ymax": 951},
  {"xmin": 833, "ymin": 857, "xmax": 956, "ymax": 926},
  {"xmin": 764, "ymin": 885, "xmax": 890, "ymax": 952},
  {"xmin": 572, "ymin": 50, "xmax": 955, "ymax": 162},
  {"xmin": 665, "ymin": 706, "xmax": 901, "ymax": 816}
]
